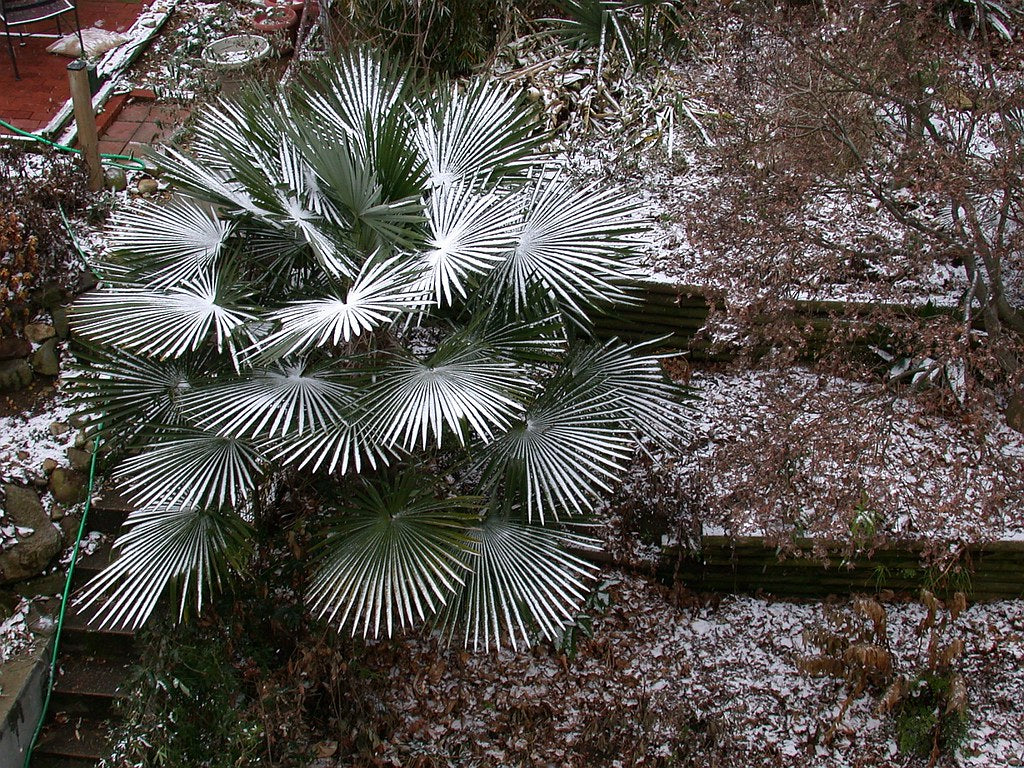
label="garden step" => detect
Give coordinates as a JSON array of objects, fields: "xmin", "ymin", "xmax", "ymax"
[
  {"xmin": 32, "ymin": 715, "xmax": 112, "ymax": 763},
  {"xmin": 50, "ymin": 655, "xmax": 132, "ymax": 716},
  {"xmin": 31, "ymin": 755, "xmax": 98, "ymax": 768},
  {"xmin": 85, "ymin": 489, "xmax": 133, "ymax": 535},
  {"xmin": 70, "ymin": 540, "xmax": 115, "ymax": 588},
  {"xmin": 59, "ymin": 600, "xmax": 137, "ymax": 658}
]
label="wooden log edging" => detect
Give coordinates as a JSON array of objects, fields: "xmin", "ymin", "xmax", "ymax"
[
  {"xmin": 592, "ymin": 280, "xmax": 958, "ymax": 361},
  {"xmin": 657, "ymin": 536, "xmax": 1024, "ymax": 601}
]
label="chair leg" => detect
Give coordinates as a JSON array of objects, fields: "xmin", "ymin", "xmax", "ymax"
[
  {"xmin": 72, "ymin": 5, "xmax": 85, "ymax": 63},
  {"xmin": 2, "ymin": 25, "xmax": 18, "ymax": 80}
]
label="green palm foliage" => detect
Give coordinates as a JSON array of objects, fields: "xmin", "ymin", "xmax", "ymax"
[{"xmin": 69, "ymin": 50, "xmax": 690, "ymax": 648}]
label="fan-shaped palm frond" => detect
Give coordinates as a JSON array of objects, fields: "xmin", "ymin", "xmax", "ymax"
[
  {"xmin": 298, "ymin": 50, "xmax": 411, "ymax": 153},
  {"xmin": 415, "ymin": 79, "xmax": 540, "ymax": 188},
  {"xmin": 487, "ymin": 168, "xmax": 647, "ymax": 324},
  {"xmin": 295, "ymin": 126, "xmax": 425, "ymax": 253},
  {"xmin": 156, "ymin": 147, "xmax": 271, "ymax": 219},
  {"xmin": 249, "ymin": 254, "xmax": 429, "ymax": 361},
  {"xmin": 567, "ymin": 339, "xmax": 691, "ymax": 445},
  {"xmin": 70, "ymin": 270, "xmax": 256, "ymax": 361},
  {"xmin": 189, "ymin": 92, "xmax": 291, "ymax": 173},
  {"xmin": 362, "ymin": 339, "xmax": 534, "ymax": 450},
  {"xmin": 467, "ymin": 314, "xmax": 567, "ymax": 364},
  {"xmin": 115, "ymin": 428, "xmax": 265, "ymax": 511},
  {"xmin": 310, "ymin": 475, "xmax": 478, "ymax": 638},
  {"xmin": 450, "ymin": 516, "xmax": 598, "ymax": 650},
  {"xmin": 477, "ymin": 387, "xmax": 634, "ymax": 522},
  {"xmin": 420, "ymin": 180, "xmax": 522, "ymax": 306},
  {"xmin": 67, "ymin": 350, "xmax": 206, "ymax": 441},
  {"xmin": 180, "ymin": 361, "xmax": 355, "ymax": 440},
  {"xmin": 107, "ymin": 199, "xmax": 232, "ymax": 286},
  {"xmin": 76, "ymin": 505, "xmax": 251, "ymax": 629}
]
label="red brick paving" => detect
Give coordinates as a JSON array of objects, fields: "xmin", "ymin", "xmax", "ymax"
[
  {"xmin": 0, "ymin": 0, "xmax": 146, "ymax": 135},
  {"xmin": 95, "ymin": 97, "xmax": 191, "ymax": 159}
]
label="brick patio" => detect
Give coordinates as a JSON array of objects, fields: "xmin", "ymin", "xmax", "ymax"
[
  {"xmin": 95, "ymin": 93, "xmax": 190, "ymax": 157},
  {"xmin": 0, "ymin": 0, "xmax": 146, "ymax": 135}
]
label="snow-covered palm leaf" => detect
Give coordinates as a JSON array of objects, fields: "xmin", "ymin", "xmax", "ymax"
[
  {"xmin": 114, "ymin": 428, "xmax": 264, "ymax": 511},
  {"xmin": 70, "ymin": 270, "xmax": 256, "ymax": 361},
  {"xmin": 156, "ymin": 147, "xmax": 269, "ymax": 218},
  {"xmin": 477, "ymin": 387, "xmax": 633, "ymax": 522},
  {"xmin": 264, "ymin": 416, "xmax": 394, "ymax": 475},
  {"xmin": 67, "ymin": 350, "xmax": 206, "ymax": 440},
  {"xmin": 451, "ymin": 516, "xmax": 598, "ymax": 650},
  {"xmin": 488, "ymin": 168, "xmax": 646, "ymax": 324},
  {"xmin": 76, "ymin": 505, "xmax": 251, "ymax": 629},
  {"xmin": 106, "ymin": 198, "xmax": 232, "ymax": 286},
  {"xmin": 249, "ymin": 254, "xmax": 429, "ymax": 361},
  {"xmin": 415, "ymin": 79, "xmax": 540, "ymax": 189},
  {"xmin": 180, "ymin": 361, "xmax": 355, "ymax": 440},
  {"xmin": 310, "ymin": 475, "xmax": 477, "ymax": 638},
  {"xmin": 467, "ymin": 314, "xmax": 567, "ymax": 364},
  {"xmin": 568, "ymin": 339, "xmax": 691, "ymax": 445},
  {"xmin": 362, "ymin": 340, "xmax": 533, "ymax": 450},
  {"xmin": 189, "ymin": 93, "xmax": 287, "ymax": 172},
  {"xmin": 420, "ymin": 179, "xmax": 522, "ymax": 306},
  {"xmin": 297, "ymin": 51, "xmax": 410, "ymax": 153}
]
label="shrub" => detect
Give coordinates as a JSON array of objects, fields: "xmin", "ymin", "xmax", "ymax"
[{"xmin": 0, "ymin": 146, "xmax": 90, "ymax": 335}]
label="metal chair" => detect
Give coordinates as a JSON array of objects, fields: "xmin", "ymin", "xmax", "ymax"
[{"xmin": 0, "ymin": 0, "xmax": 84, "ymax": 79}]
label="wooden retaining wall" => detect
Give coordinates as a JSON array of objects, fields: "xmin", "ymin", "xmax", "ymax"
[
  {"xmin": 592, "ymin": 281, "xmax": 955, "ymax": 360},
  {"xmin": 660, "ymin": 536, "xmax": 1024, "ymax": 601}
]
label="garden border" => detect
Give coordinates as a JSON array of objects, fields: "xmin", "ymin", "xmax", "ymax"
[
  {"xmin": 656, "ymin": 536, "xmax": 1024, "ymax": 601},
  {"xmin": 0, "ymin": 636, "xmax": 52, "ymax": 767}
]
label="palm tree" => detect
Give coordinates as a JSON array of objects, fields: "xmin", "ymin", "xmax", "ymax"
[{"xmin": 68, "ymin": 50, "xmax": 689, "ymax": 649}]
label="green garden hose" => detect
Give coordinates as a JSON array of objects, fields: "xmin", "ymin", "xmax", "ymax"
[
  {"xmin": 1, "ymin": 115, "xmax": 147, "ymax": 171},
  {"xmin": 22, "ymin": 206, "xmax": 105, "ymax": 768}
]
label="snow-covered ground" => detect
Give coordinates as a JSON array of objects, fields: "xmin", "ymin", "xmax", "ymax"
[
  {"xmin": 680, "ymin": 366, "xmax": 1024, "ymax": 543},
  {"xmin": 343, "ymin": 573, "xmax": 1024, "ymax": 767}
]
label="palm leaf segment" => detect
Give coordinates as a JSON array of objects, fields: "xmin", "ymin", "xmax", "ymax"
[
  {"xmin": 363, "ymin": 335, "xmax": 535, "ymax": 450},
  {"xmin": 420, "ymin": 179, "xmax": 522, "ymax": 307},
  {"xmin": 478, "ymin": 339, "xmax": 687, "ymax": 523},
  {"xmin": 489, "ymin": 168, "xmax": 648, "ymax": 325},
  {"xmin": 114, "ymin": 428, "xmax": 265, "ymax": 512},
  {"xmin": 66, "ymin": 351, "xmax": 203, "ymax": 443},
  {"xmin": 479, "ymin": 387, "xmax": 634, "ymax": 522},
  {"xmin": 69, "ymin": 269, "xmax": 255, "ymax": 362},
  {"xmin": 248, "ymin": 253, "xmax": 430, "ymax": 361},
  {"xmin": 75, "ymin": 505, "xmax": 251, "ymax": 630},
  {"xmin": 415, "ymin": 79, "xmax": 539, "ymax": 188},
  {"xmin": 106, "ymin": 199, "xmax": 232, "ymax": 286},
  {"xmin": 453, "ymin": 516, "xmax": 599, "ymax": 651},
  {"xmin": 180, "ymin": 361, "xmax": 354, "ymax": 439}
]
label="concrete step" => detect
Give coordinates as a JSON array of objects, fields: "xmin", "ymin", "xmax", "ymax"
[
  {"xmin": 85, "ymin": 489, "xmax": 133, "ymax": 535},
  {"xmin": 33, "ymin": 715, "xmax": 112, "ymax": 763},
  {"xmin": 50, "ymin": 655, "xmax": 132, "ymax": 717}
]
